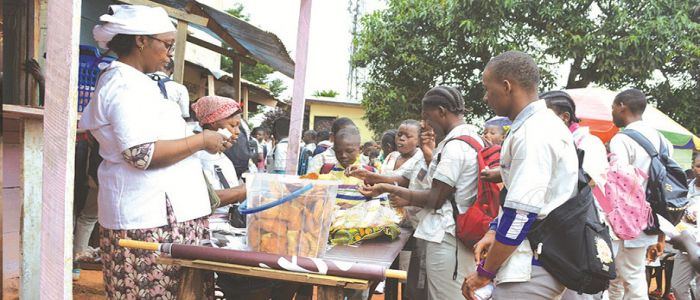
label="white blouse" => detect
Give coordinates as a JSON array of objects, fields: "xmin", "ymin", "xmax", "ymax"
[{"xmin": 79, "ymin": 61, "xmax": 211, "ymax": 230}]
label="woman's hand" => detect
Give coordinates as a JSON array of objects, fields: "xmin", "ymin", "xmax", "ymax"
[{"xmin": 201, "ymin": 130, "xmax": 231, "ymax": 154}]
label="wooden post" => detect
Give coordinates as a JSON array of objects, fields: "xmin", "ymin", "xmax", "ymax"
[
  {"xmin": 285, "ymin": 0, "xmax": 313, "ymax": 174},
  {"xmin": 0, "ymin": 135, "xmax": 3, "ymax": 300},
  {"xmin": 242, "ymin": 86, "xmax": 249, "ymax": 121},
  {"xmin": 173, "ymin": 20, "xmax": 188, "ymax": 84},
  {"xmin": 20, "ymin": 119, "xmax": 43, "ymax": 300},
  {"xmin": 207, "ymin": 75, "xmax": 215, "ymax": 96},
  {"xmin": 231, "ymin": 57, "xmax": 241, "ymax": 102},
  {"xmin": 41, "ymin": 0, "xmax": 80, "ymax": 297}
]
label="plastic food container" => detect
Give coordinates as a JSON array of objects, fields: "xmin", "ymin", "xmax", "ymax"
[{"xmin": 242, "ymin": 173, "xmax": 339, "ymax": 258}]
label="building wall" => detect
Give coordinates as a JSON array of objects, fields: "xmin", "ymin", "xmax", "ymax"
[{"xmin": 308, "ymin": 103, "xmax": 373, "ymax": 143}]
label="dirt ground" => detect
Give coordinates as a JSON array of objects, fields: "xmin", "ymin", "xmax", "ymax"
[{"xmin": 3, "ymin": 270, "xmax": 397, "ymax": 300}]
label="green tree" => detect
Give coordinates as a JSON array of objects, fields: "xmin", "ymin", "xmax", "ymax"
[
  {"xmin": 312, "ymin": 89, "xmax": 340, "ymax": 98},
  {"xmin": 353, "ymin": 0, "xmax": 700, "ymax": 135},
  {"xmin": 220, "ymin": 5, "xmax": 287, "ymax": 99}
]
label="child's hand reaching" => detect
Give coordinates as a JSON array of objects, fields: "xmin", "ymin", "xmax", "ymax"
[
  {"xmin": 345, "ymin": 165, "xmax": 371, "ymax": 180},
  {"xmin": 358, "ymin": 183, "xmax": 386, "ymax": 198}
]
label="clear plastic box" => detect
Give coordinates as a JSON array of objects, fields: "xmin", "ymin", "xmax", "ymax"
[{"xmin": 244, "ymin": 173, "xmax": 339, "ymax": 258}]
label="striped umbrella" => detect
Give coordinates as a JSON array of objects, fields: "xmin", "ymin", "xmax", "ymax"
[{"xmin": 564, "ymin": 88, "xmax": 700, "ymax": 150}]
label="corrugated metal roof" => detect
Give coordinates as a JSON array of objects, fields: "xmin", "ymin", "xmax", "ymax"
[{"xmin": 152, "ymin": 0, "xmax": 295, "ymax": 78}]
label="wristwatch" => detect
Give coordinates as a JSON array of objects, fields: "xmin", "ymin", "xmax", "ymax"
[{"xmin": 476, "ymin": 259, "xmax": 497, "ymax": 279}]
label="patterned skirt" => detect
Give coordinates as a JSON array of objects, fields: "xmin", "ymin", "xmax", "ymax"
[{"xmin": 99, "ymin": 197, "xmax": 213, "ymax": 299}]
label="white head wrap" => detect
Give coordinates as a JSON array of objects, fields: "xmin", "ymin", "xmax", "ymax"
[{"xmin": 93, "ymin": 5, "xmax": 177, "ymax": 49}]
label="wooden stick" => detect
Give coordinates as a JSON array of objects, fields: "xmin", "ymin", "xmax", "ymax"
[
  {"xmin": 285, "ymin": 0, "xmax": 313, "ymax": 175},
  {"xmin": 118, "ymin": 239, "xmax": 162, "ymax": 251}
]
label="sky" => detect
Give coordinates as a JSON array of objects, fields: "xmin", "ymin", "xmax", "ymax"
[{"xmin": 224, "ymin": 0, "xmax": 386, "ymax": 100}]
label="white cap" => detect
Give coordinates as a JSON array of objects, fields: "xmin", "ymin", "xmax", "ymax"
[{"xmin": 93, "ymin": 5, "xmax": 176, "ymax": 49}]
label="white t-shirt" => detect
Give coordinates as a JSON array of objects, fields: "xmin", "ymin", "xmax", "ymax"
[
  {"xmin": 413, "ymin": 123, "xmax": 481, "ymax": 243},
  {"xmin": 79, "ymin": 61, "xmax": 210, "ymax": 230},
  {"xmin": 610, "ymin": 120, "xmax": 673, "ymax": 248},
  {"xmin": 495, "ymin": 100, "xmax": 579, "ymax": 285}
]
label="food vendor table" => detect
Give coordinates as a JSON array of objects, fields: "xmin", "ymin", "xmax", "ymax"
[{"xmin": 160, "ymin": 229, "xmax": 413, "ymax": 300}]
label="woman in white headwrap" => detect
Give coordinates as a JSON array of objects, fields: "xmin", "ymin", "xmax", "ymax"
[{"xmin": 80, "ymin": 5, "xmax": 231, "ymax": 299}]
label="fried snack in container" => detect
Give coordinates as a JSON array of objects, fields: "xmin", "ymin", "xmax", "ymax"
[{"xmin": 244, "ymin": 173, "xmax": 338, "ymax": 257}]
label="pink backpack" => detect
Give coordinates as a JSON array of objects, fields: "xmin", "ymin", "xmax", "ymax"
[{"xmin": 593, "ymin": 154, "xmax": 652, "ymax": 240}]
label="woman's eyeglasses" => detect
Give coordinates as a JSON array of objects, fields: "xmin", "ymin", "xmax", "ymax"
[{"xmin": 147, "ymin": 36, "xmax": 175, "ymax": 54}]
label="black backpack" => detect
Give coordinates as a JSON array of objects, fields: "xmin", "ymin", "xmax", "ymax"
[
  {"xmin": 621, "ymin": 129, "xmax": 689, "ymax": 227},
  {"xmin": 521, "ymin": 150, "xmax": 617, "ymax": 294}
]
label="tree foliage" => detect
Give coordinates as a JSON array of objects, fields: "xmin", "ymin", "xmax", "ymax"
[
  {"xmin": 312, "ymin": 89, "xmax": 340, "ymax": 98},
  {"xmin": 353, "ymin": 0, "xmax": 700, "ymax": 134},
  {"xmin": 221, "ymin": 6, "xmax": 287, "ymax": 99}
]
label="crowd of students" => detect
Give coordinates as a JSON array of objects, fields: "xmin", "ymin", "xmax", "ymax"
[
  {"xmin": 251, "ymin": 51, "xmax": 700, "ymax": 300},
  {"xmin": 70, "ymin": 4, "xmax": 700, "ymax": 300}
]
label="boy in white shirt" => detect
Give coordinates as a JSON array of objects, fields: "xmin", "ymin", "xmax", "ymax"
[
  {"xmin": 462, "ymin": 51, "xmax": 579, "ymax": 299},
  {"xmin": 608, "ymin": 88, "xmax": 672, "ymax": 300},
  {"xmin": 267, "ymin": 117, "xmax": 290, "ymax": 174}
]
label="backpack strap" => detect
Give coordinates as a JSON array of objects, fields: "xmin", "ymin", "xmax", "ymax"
[
  {"xmin": 621, "ymin": 129, "xmax": 659, "ymax": 158},
  {"xmin": 148, "ymin": 73, "xmax": 171, "ymax": 99},
  {"xmin": 436, "ymin": 135, "xmax": 484, "ymax": 164},
  {"xmin": 320, "ymin": 163, "xmax": 335, "ymax": 174},
  {"xmin": 437, "ymin": 135, "xmax": 484, "ymax": 281}
]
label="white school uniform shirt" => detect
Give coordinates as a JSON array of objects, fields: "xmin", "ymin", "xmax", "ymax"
[
  {"xmin": 495, "ymin": 100, "xmax": 578, "ymax": 285},
  {"xmin": 380, "ymin": 150, "xmax": 423, "ymax": 176},
  {"xmin": 79, "ymin": 61, "xmax": 210, "ymax": 230},
  {"xmin": 307, "ymin": 146, "xmax": 337, "ymax": 174},
  {"xmin": 151, "ymin": 71, "xmax": 190, "ymax": 118},
  {"xmin": 413, "ymin": 124, "xmax": 480, "ymax": 244},
  {"xmin": 686, "ymin": 180, "xmax": 700, "ymax": 241},
  {"xmin": 383, "ymin": 149, "xmax": 429, "ymax": 228},
  {"xmin": 609, "ymin": 120, "xmax": 674, "ymax": 248},
  {"xmin": 268, "ymin": 137, "xmax": 289, "ymax": 173},
  {"xmin": 573, "ymin": 126, "xmax": 608, "ymax": 189},
  {"xmin": 196, "ymin": 151, "xmax": 239, "ymax": 218}
]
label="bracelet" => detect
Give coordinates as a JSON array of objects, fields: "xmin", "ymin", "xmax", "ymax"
[{"xmin": 476, "ymin": 259, "xmax": 497, "ymax": 280}]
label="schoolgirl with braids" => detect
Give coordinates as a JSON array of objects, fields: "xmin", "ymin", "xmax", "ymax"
[{"xmin": 360, "ymin": 86, "xmax": 483, "ymax": 299}]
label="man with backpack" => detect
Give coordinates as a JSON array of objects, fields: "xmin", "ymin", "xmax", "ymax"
[
  {"xmin": 541, "ymin": 90, "xmax": 611, "ymax": 300},
  {"xmin": 608, "ymin": 88, "xmax": 679, "ymax": 300},
  {"xmin": 463, "ymin": 51, "xmax": 589, "ymax": 299}
]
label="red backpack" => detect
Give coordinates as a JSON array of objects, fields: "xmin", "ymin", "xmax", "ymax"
[{"xmin": 437, "ymin": 135, "xmax": 501, "ymax": 247}]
